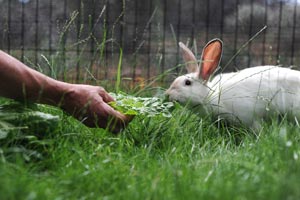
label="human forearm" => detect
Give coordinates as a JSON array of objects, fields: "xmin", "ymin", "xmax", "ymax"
[{"xmin": 0, "ymin": 50, "xmax": 70, "ymax": 106}]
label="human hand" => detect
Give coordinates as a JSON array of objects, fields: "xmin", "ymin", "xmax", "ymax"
[{"xmin": 61, "ymin": 84, "xmax": 133, "ymax": 133}]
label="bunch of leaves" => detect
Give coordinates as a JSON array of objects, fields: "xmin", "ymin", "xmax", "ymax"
[{"xmin": 109, "ymin": 92, "xmax": 176, "ymax": 117}]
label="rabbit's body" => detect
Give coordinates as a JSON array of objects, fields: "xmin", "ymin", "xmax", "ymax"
[
  {"xmin": 208, "ymin": 66, "xmax": 300, "ymax": 127},
  {"xmin": 166, "ymin": 39, "xmax": 300, "ymax": 129}
]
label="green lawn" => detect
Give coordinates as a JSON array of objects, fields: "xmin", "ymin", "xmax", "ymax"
[{"xmin": 1, "ymin": 96, "xmax": 300, "ymax": 200}]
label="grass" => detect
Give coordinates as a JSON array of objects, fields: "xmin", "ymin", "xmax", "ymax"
[{"xmin": 1, "ymin": 95, "xmax": 300, "ymax": 200}]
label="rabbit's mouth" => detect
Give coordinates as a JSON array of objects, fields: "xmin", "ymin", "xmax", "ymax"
[
  {"xmin": 168, "ymin": 96, "xmax": 193, "ymax": 106},
  {"xmin": 165, "ymin": 95, "xmax": 179, "ymax": 103},
  {"xmin": 165, "ymin": 95, "xmax": 182, "ymax": 104}
]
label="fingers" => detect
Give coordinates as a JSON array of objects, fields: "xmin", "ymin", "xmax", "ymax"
[
  {"xmin": 100, "ymin": 103, "xmax": 133, "ymax": 133},
  {"xmin": 95, "ymin": 87, "xmax": 134, "ymax": 133},
  {"xmin": 81, "ymin": 100, "xmax": 133, "ymax": 133},
  {"xmin": 97, "ymin": 87, "xmax": 115, "ymax": 103}
]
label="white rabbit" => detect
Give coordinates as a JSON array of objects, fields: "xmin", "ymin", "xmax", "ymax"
[{"xmin": 166, "ymin": 38, "xmax": 300, "ymax": 129}]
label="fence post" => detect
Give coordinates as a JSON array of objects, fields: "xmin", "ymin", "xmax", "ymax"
[
  {"xmin": 175, "ymin": 0, "xmax": 182, "ymax": 74},
  {"xmin": 220, "ymin": 0, "xmax": 225, "ymax": 40},
  {"xmin": 89, "ymin": 0, "xmax": 96, "ymax": 79},
  {"xmin": 146, "ymin": 0, "xmax": 153, "ymax": 81},
  {"xmin": 21, "ymin": 1, "xmax": 25, "ymax": 62},
  {"xmin": 276, "ymin": 1, "xmax": 283, "ymax": 65},
  {"xmin": 162, "ymin": 0, "xmax": 167, "ymax": 79},
  {"xmin": 233, "ymin": 0, "xmax": 239, "ymax": 68},
  {"xmin": 262, "ymin": 0, "xmax": 268, "ymax": 66},
  {"xmin": 132, "ymin": 0, "xmax": 138, "ymax": 85},
  {"xmin": 291, "ymin": 0, "xmax": 298, "ymax": 66},
  {"xmin": 191, "ymin": 0, "xmax": 196, "ymax": 43},
  {"xmin": 105, "ymin": 0, "xmax": 110, "ymax": 80},
  {"xmin": 62, "ymin": 0, "xmax": 68, "ymax": 79},
  {"xmin": 76, "ymin": 0, "xmax": 82, "ymax": 82},
  {"xmin": 205, "ymin": 0, "xmax": 210, "ymax": 42},
  {"xmin": 247, "ymin": 0, "xmax": 254, "ymax": 68},
  {"xmin": 48, "ymin": 0, "xmax": 53, "ymax": 57},
  {"xmin": 7, "ymin": 0, "xmax": 11, "ymax": 53},
  {"xmin": 35, "ymin": 0, "xmax": 39, "ymax": 66}
]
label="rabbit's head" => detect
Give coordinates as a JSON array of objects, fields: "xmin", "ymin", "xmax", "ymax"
[{"xmin": 166, "ymin": 39, "xmax": 223, "ymax": 106}]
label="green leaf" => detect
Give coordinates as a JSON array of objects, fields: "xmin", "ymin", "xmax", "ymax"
[{"xmin": 109, "ymin": 93, "xmax": 175, "ymax": 118}]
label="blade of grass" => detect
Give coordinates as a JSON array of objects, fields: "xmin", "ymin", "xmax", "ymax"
[{"xmin": 116, "ymin": 48, "xmax": 123, "ymax": 93}]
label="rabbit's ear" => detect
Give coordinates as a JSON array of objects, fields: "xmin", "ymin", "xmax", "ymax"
[
  {"xmin": 199, "ymin": 39, "xmax": 223, "ymax": 80},
  {"xmin": 179, "ymin": 42, "xmax": 198, "ymax": 73}
]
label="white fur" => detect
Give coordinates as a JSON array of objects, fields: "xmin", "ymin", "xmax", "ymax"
[{"xmin": 166, "ymin": 41, "xmax": 300, "ymax": 129}]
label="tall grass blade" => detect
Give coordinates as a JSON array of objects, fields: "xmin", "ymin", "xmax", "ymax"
[{"xmin": 116, "ymin": 48, "xmax": 123, "ymax": 93}]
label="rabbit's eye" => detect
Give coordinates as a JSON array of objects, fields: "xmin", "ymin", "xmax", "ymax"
[{"xmin": 185, "ymin": 79, "xmax": 192, "ymax": 86}]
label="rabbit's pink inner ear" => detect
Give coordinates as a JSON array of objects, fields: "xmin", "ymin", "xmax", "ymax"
[
  {"xmin": 199, "ymin": 39, "xmax": 223, "ymax": 80},
  {"xmin": 179, "ymin": 42, "xmax": 198, "ymax": 73}
]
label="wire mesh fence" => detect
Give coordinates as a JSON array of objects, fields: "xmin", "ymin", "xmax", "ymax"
[{"xmin": 0, "ymin": 0, "xmax": 299, "ymax": 86}]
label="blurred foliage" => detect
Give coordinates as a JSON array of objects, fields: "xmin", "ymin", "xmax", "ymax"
[{"xmin": 0, "ymin": 99, "xmax": 60, "ymax": 162}]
